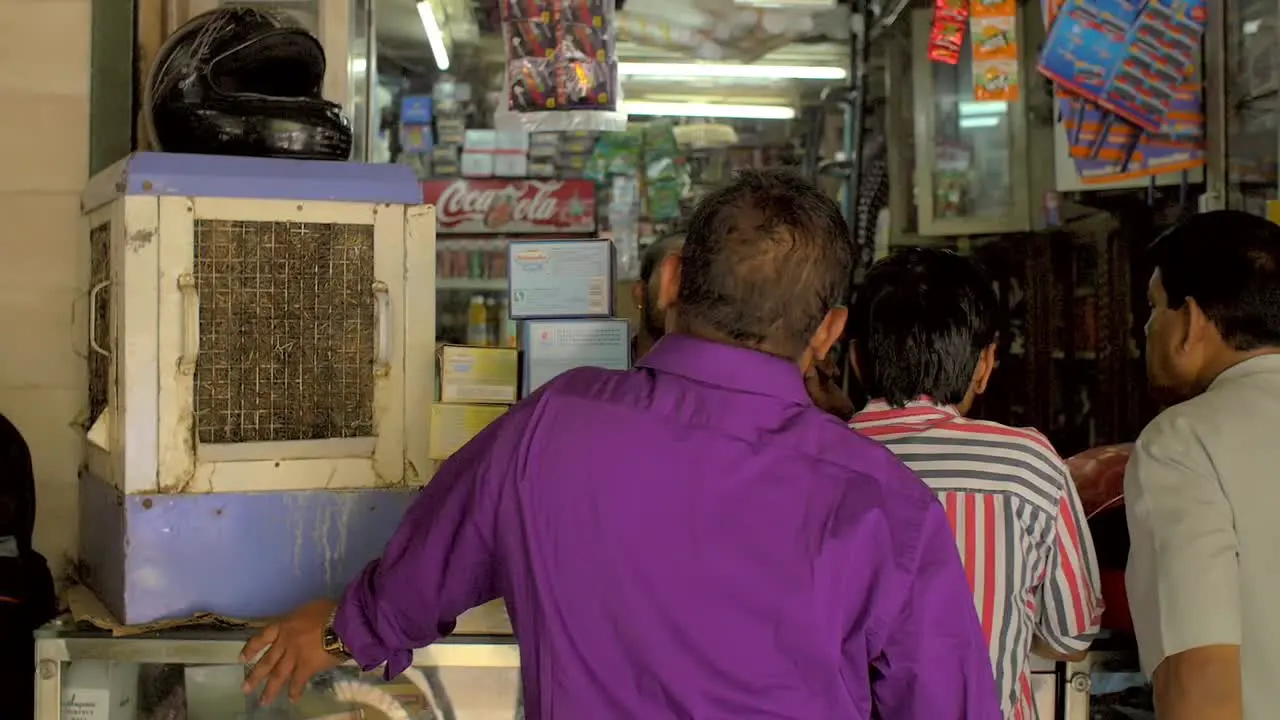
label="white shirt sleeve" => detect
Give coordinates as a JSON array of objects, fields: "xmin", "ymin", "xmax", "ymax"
[{"xmin": 1124, "ymin": 409, "xmax": 1241, "ymax": 678}]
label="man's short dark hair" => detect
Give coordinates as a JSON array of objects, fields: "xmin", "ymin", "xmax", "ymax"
[
  {"xmin": 676, "ymin": 169, "xmax": 852, "ymax": 358},
  {"xmin": 850, "ymin": 248, "xmax": 996, "ymax": 407},
  {"xmin": 1150, "ymin": 210, "xmax": 1280, "ymax": 350}
]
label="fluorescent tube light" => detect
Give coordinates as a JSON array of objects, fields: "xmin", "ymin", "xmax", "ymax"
[
  {"xmin": 622, "ymin": 101, "xmax": 797, "ymax": 120},
  {"xmin": 958, "ymin": 116, "xmax": 1001, "ymax": 129},
  {"xmin": 618, "ymin": 62, "xmax": 847, "ymax": 80},
  {"xmin": 957, "ymin": 101, "xmax": 1008, "ymax": 117},
  {"xmin": 416, "ymin": 1, "xmax": 450, "ymax": 71},
  {"xmin": 734, "ymin": 0, "xmax": 837, "ymax": 7}
]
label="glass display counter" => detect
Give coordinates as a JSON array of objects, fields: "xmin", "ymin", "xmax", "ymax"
[
  {"xmin": 35, "ymin": 623, "xmax": 520, "ymax": 720},
  {"xmin": 36, "ymin": 620, "xmax": 1124, "ymax": 719}
]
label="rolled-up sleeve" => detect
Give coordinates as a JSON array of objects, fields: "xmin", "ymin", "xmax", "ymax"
[
  {"xmin": 333, "ymin": 400, "xmax": 533, "ymax": 677},
  {"xmin": 870, "ymin": 500, "xmax": 1002, "ymax": 720},
  {"xmin": 1125, "ymin": 410, "xmax": 1241, "ymax": 678},
  {"xmin": 1036, "ymin": 465, "xmax": 1104, "ymax": 654}
]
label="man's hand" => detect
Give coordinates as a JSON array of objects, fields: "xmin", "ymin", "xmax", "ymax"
[{"xmin": 240, "ymin": 599, "xmax": 343, "ymax": 705}]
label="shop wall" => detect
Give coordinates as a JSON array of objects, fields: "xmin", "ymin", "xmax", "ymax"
[{"xmin": 0, "ymin": 1, "xmax": 93, "ymax": 575}]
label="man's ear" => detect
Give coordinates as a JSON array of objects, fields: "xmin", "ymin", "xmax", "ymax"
[
  {"xmin": 810, "ymin": 307, "xmax": 848, "ymax": 361},
  {"xmin": 1183, "ymin": 297, "xmax": 1214, "ymax": 348},
  {"xmin": 656, "ymin": 253, "xmax": 681, "ymax": 311},
  {"xmin": 971, "ymin": 343, "xmax": 998, "ymax": 395}
]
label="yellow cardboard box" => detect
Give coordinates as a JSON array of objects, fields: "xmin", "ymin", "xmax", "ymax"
[
  {"xmin": 437, "ymin": 344, "xmax": 519, "ymax": 404},
  {"xmin": 430, "ymin": 403, "xmax": 508, "ymax": 460}
]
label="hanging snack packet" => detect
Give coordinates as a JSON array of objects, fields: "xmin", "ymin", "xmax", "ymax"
[
  {"xmin": 507, "ymin": 21, "xmax": 557, "ymax": 59},
  {"xmin": 560, "ymin": 22, "xmax": 611, "ymax": 62},
  {"xmin": 930, "ymin": 21, "xmax": 967, "ymax": 64},
  {"xmin": 970, "ymin": 0, "xmax": 1016, "ymax": 16},
  {"xmin": 971, "ymin": 16, "xmax": 1016, "ymax": 60},
  {"xmin": 503, "ymin": 0, "xmax": 552, "ymax": 23},
  {"xmin": 508, "ymin": 58, "xmax": 557, "ymax": 112},
  {"xmin": 558, "ymin": 0, "xmax": 608, "ymax": 27},
  {"xmin": 929, "ymin": 0, "xmax": 968, "ymax": 64},
  {"xmin": 558, "ymin": 60, "xmax": 616, "ymax": 110}
]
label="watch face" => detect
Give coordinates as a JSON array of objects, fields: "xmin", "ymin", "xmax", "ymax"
[{"xmin": 323, "ymin": 628, "xmax": 341, "ymax": 651}]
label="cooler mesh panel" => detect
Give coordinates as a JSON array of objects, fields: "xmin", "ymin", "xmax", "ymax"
[
  {"xmin": 193, "ymin": 219, "xmax": 377, "ymax": 444},
  {"xmin": 88, "ymin": 222, "xmax": 112, "ymax": 427}
]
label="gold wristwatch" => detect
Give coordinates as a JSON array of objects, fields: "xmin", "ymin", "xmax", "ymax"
[{"xmin": 321, "ymin": 609, "xmax": 351, "ymax": 660}]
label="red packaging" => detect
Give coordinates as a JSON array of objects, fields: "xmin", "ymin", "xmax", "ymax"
[
  {"xmin": 934, "ymin": 0, "xmax": 967, "ymax": 21},
  {"xmin": 928, "ymin": 0, "xmax": 968, "ymax": 64},
  {"xmin": 507, "ymin": 21, "xmax": 557, "ymax": 59},
  {"xmin": 559, "ymin": 22, "xmax": 610, "ymax": 62},
  {"xmin": 502, "ymin": 0, "xmax": 553, "ymax": 23},
  {"xmin": 929, "ymin": 20, "xmax": 966, "ymax": 64},
  {"xmin": 558, "ymin": 0, "xmax": 607, "ymax": 26},
  {"xmin": 557, "ymin": 60, "xmax": 615, "ymax": 109},
  {"xmin": 509, "ymin": 58, "xmax": 558, "ymax": 111}
]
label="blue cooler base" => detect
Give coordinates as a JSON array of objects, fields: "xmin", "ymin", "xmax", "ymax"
[{"xmin": 78, "ymin": 471, "xmax": 417, "ymax": 625}]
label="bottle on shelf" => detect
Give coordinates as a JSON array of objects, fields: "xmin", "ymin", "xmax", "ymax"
[
  {"xmin": 484, "ymin": 296, "xmax": 499, "ymax": 346},
  {"xmin": 466, "ymin": 294, "xmax": 490, "ymax": 346},
  {"xmin": 488, "ymin": 297, "xmax": 516, "ymax": 348}
]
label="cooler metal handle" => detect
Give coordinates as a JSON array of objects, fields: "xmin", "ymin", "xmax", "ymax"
[
  {"xmin": 372, "ymin": 280, "xmax": 391, "ymax": 377},
  {"xmin": 177, "ymin": 273, "xmax": 200, "ymax": 376},
  {"xmin": 88, "ymin": 280, "xmax": 111, "ymax": 358}
]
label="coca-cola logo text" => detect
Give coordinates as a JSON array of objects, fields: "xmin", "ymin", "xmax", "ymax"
[{"xmin": 437, "ymin": 181, "xmax": 561, "ymax": 228}]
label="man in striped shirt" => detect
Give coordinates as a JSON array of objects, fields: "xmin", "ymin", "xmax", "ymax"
[{"xmin": 847, "ymin": 249, "xmax": 1103, "ymax": 719}]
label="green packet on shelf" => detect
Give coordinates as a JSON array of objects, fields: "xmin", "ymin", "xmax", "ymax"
[{"xmin": 584, "ymin": 127, "xmax": 643, "ymax": 183}]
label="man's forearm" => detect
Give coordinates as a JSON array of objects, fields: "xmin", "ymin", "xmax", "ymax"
[{"xmin": 1153, "ymin": 646, "xmax": 1243, "ymax": 720}]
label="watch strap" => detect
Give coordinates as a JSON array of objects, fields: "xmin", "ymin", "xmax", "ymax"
[{"xmin": 322, "ymin": 609, "xmax": 351, "ymax": 659}]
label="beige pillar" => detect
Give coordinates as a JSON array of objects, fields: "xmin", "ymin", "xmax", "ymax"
[{"xmin": 0, "ymin": 0, "xmax": 93, "ymax": 574}]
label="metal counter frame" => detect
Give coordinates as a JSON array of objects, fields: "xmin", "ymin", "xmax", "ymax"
[
  {"xmin": 35, "ymin": 624, "xmax": 1113, "ymax": 720},
  {"xmin": 34, "ymin": 625, "xmax": 518, "ymax": 720}
]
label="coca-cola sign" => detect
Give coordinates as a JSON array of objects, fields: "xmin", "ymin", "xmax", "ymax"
[{"xmin": 423, "ymin": 178, "xmax": 597, "ymax": 235}]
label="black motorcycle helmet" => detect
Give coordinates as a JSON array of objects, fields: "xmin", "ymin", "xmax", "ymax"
[{"xmin": 143, "ymin": 7, "xmax": 353, "ymax": 160}]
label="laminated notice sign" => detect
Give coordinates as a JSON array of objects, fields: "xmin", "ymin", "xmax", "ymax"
[{"xmin": 507, "ymin": 238, "xmax": 615, "ymax": 319}]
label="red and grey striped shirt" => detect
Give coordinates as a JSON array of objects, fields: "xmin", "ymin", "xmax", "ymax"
[{"xmin": 850, "ymin": 399, "xmax": 1103, "ymax": 719}]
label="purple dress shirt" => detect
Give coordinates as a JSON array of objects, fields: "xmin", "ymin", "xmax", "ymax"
[{"xmin": 335, "ymin": 334, "xmax": 1000, "ymax": 719}]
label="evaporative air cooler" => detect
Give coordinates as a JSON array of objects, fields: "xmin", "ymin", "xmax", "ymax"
[{"xmin": 76, "ymin": 153, "xmax": 437, "ymax": 625}]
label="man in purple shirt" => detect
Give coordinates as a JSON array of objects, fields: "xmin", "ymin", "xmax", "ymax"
[{"xmin": 242, "ymin": 169, "xmax": 1001, "ymax": 718}]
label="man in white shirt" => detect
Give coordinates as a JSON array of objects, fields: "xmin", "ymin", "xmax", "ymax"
[{"xmin": 1126, "ymin": 210, "xmax": 1280, "ymax": 720}]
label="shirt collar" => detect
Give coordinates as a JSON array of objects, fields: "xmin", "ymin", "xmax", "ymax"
[
  {"xmin": 637, "ymin": 334, "xmax": 811, "ymax": 405},
  {"xmin": 858, "ymin": 396, "xmax": 960, "ymax": 418},
  {"xmin": 1209, "ymin": 352, "xmax": 1280, "ymax": 391}
]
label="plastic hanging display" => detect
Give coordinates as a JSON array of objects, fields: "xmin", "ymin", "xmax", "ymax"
[
  {"xmin": 497, "ymin": 0, "xmax": 627, "ymax": 133},
  {"xmin": 928, "ymin": 0, "xmax": 968, "ymax": 65}
]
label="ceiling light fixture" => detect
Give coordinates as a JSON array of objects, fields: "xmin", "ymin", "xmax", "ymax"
[
  {"xmin": 416, "ymin": 1, "xmax": 450, "ymax": 71},
  {"xmin": 957, "ymin": 100, "xmax": 1008, "ymax": 116},
  {"xmin": 618, "ymin": 62, "xmax": 847, "ymax": 80},
  {"xmin": 622, "ymin": 101, "xmax": 797, "ymax": 120}
]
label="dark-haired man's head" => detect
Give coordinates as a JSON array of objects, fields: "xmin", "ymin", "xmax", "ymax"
[
  {"xmin": 658, "ymin": 169, "xmax": 852, "ymax": 369},
  {"xmin": 850, "ymin": 248, "xmax": 997, "ymax": 414},
  {"xmin": 632, "ymin": 232, "xmax": 685, "ymax": 359},
  {"xmin": 1145, "ymin": 210, "xmax": 1280, "ymax": 402}
]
